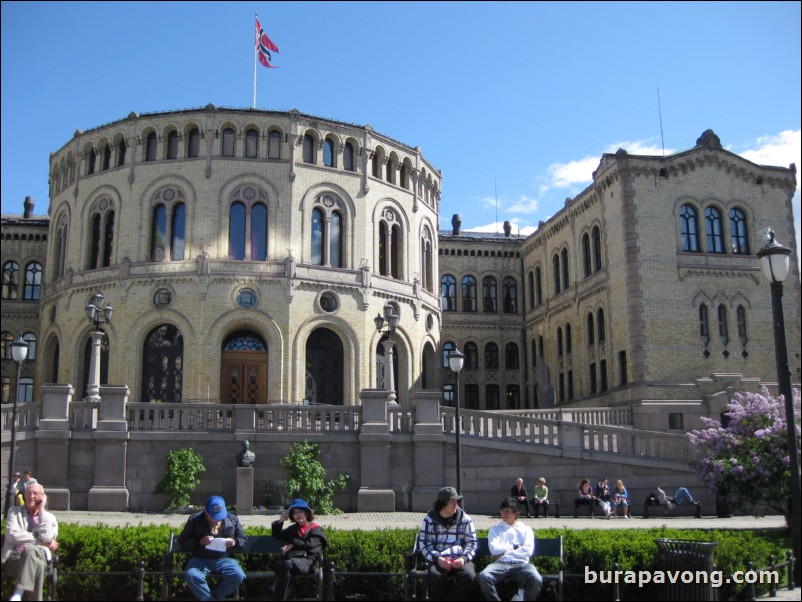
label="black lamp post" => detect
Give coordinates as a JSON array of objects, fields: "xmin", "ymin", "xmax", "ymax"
[
  {"xmin": 448, "ymin": 347, "xmax": 465, "ymax": 497},
  {"xmin": 4, "ymin": 335, "xmax": 29, "ymax": 518},
  {"xmin": 374, "ymin": 302, "xmax": 399, "ymax": 395},
  {"xmin": 85, "ymin": 292, "xmax": 113, "ymax": 403},
  {"xmin": 756, "ymin": 230, "xmax": 800, "ymax": 583}
]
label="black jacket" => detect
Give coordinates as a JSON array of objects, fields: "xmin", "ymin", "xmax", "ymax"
[
  {"xmin": 178, "ymin": 511, "xmax": 247, "ymax": 559},
  {"xmin": 271, "ymin": 520, "xmax": 327, "ymax": 564}
]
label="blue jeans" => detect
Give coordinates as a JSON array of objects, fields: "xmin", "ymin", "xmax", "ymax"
[
  {"xmin": 673, "ymin": 487, "xmax": 695, "ymax": 505},
  {"xmin": 185, "ymin": 556, "xmax": 245, "ymax": 601},
  {"xmin": 478, "ymin": 561, "xmax": 542, "ymax": 601}
]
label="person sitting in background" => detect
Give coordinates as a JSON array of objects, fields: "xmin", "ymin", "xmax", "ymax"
[
  {"xmin": 611, "ymin": 480, "xmax": 630, "ymax": 519},
  {"xmin": 510, "ymin": 478, "xmax": 532, "ymax": 518},
  {"xmin": 595, "ymin": 478, "xmax": 613, "ymax": 518},
  {"xmin": 530, "ymin": 477, "xmax": 550, "ymax": 518},
  {"xmin": 574, "ymin": 478, "xmax": 596, "ymax": 517}
]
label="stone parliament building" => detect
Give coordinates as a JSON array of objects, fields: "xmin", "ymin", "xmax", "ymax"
[{"xmin": 1, "ymin": 107, "xmax": 799, "ymax": 512}]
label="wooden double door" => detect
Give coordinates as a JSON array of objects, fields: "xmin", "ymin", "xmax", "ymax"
[{"xmin": 220, "ymin": 350, "xmax": 268, "ymax": 404}]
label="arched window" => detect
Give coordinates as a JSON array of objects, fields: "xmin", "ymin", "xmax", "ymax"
[
  {"xmin": 528, "ymin": 271, "xmax": 535, "ymax": 310},
  {"xmin": 222, "ymin": 127, "xmax": 235, "ymax": 157},
  {"xmin": 166, "ymin": 131, "xmax": 179, "ymax": 160},
  {"xmin": 88, "ymin": 199, "xmax": 115, "ymax": 270},
  {"xmin": 561, "ymin": 249, "xmax": 569, "ymax": 290},
  {"xmin": 2, "ymin": 261, "xmax": 19, "ymax": 299},
  {"xmin": 680, "ymin": 204, "xmax": 699, "ymax": 252},
  {"xmin": 737, "ymin": 305, "xmax": 747, "ymax": 345},
  {"xmin": 566, "ymin": 323, "xmax": 572, "ymax": 354},
  {"xmin": 592, "ymin": 226, "xmax": 602, "ymax": 271},
  {"xmin": 420, "ymin": 226, "xmax": 434, "ymax": 292},
  {"xmin": 141, "ymin": 324, "xmax": 183, "ymax": 402},
  {"xmin": 343, "ymin": 142, "xmax": 355, "ymax": 171},
  {"xmin": 442, "ymin": 341, "xmax": 455, "ymax": 368},
  {"xmin": 228, "ymin": 186, "xmax": 269, "ymax": 260},
  {"xmin": 386, "ymin": 156, "xmax": 396, "ymax": 184},
  {"xmin": 53, "ymin": 214, "xmax": 68, "ymax": 279},
  {"xmin": 372, "ymin": 152, "xmax": 381, "ymax": 178},
  {"xmin": 101, "ymin": 143, "xmax": 111, "ymax": 170},
  {"xmin": 400, "ymin": 163, "xmax": 410, "ymax": 189},
  {"xmin": 23, "ymin": 262, "xmax": 42, "ymax": 300},
  {"xmin": 323, "ymin": 138, "xmax": 334, "ymax": 167},
  {"xmin": 245, "ymin": 128, "xmax": 259, "ymax": 158},
  {"xmin": 552, "ymin": 255, "xmax": 561, "ymax": 295},
  {"xmin": 268, "ymin": 131, "xmax": 281, "ymax": 159},
  {"xmin": 729, "ymin": 208, "xmax": 749, "ymax": 254},
  {"xmin": 582, "ymin": 233, "xmax": 592, "ymax": 278},
  {"xmin": 86, "ymin": 147, "xmax": 96, "ymax": 175},
  {"xmin": 22, "ymin": 332, "xmax": 37, "ymax": 360},
  {"xmin": 310, "ymin": 194, "xmax": 345, "ymax": 267},
  {"xmin": 482, "ymin": 276, "xmax": 497, "ymax": 313},
  {"xmin": 535, "ymin": 267, "xmax": 542, "ymax": 306},
  {"xmin": 116, "ymin": 138, "xmax": 126, "ymax": 167},
  {"xmin": 150, "ymin": 187, "xmax": 187, "ymax": 261},
  {"xmin": 597, "ymin": 308, "xmax": 606, "ymax": 343},
  {"xmin": 705, "ymin": 206, "xmax": 724, "ymax": 253},
  {"xmin": 505, "ymin": 343, "xmax": 519, "ymax": 369},
  {"xmin": 465, "ymin": 342, "xmax": 479, "ymax": 369},
  {"xmin": 718, "ymin": 304, "xmax": 729, "ymax": 345},
  {"xmin": 302, "ymin": 134, "xmax": 314, "ymax": 163},
  {"xmin": 502, "ymin": 277, "xmax": 518, "ymax": 313},
  {"xmin": 462, "ymin": 275, "xmax": 477, "ymax": 312},
  {"xmin": 587, "ymin": 312, "xmax": 595, "ymax": 346},
  {"xmin": 378, "ymin": 208, "xmax": 402, "ymax": 278},
  {"xmin": 557, "ymin": 327, "xmax": 563, "ymax": 358},
  {"xmin": 187, "ymin": 127, "xmax": 201, "ymax": 158},
  {"xmin": 699, "ymin": 304, "xmax": 710, "ymax": 345},
  {"xmin": 485, "ymin": 343, "xmax": 499, "ymax": 369},
  {"xmin": 145, "ymin": 132, "xmax": 158, "ymax": 161},
  {"xmin": 441, "ymin": 275, "xmax": 456, "ymax": 311}
]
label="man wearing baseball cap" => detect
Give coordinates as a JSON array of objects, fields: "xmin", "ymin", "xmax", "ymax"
[
  {"xmin": 418, "ymin": 486, "xmax": 477, "ymax": 600},
  {"xmin": 177, "ymin": 495, "xmax": 247, "ymax": 601}
]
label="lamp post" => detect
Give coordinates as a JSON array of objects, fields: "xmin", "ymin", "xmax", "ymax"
[
  {"xmin": 756, "ymin": 230, "xmax": 800, "ymax": 583},
  {"xmin": 85, "ymin": 292, "xmax": 113, "ymax": 403},
  {"xmin": 4, "ymin": 335, "xmax": 29, "ymax": 518},
  {"xmin": 374, "ymin": 302, "xmax": 399, "ymax": 397},
  {"xmin": 448, "ymin": 346, "xmax": 465, "ymax": 497}
]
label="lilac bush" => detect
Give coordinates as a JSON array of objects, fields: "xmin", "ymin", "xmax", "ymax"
[{"xmin": 688, "ymin": 387, "xmax": 801, "ymax": 519}]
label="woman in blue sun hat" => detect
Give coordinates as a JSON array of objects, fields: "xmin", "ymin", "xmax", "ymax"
[{"xmin": 267, "ymin": 498, "xmax": 327, "ymax": 601}]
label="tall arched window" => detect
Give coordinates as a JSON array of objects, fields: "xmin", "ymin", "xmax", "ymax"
[
  {"xmin": 680, "ymin": 204, "xmax": 699, "ymax": 252},
  {"xmin": 729, "ymin": 208, "xmax": 749, "ymax": 254},
  {"xmin": 528, "ymin": 271, "xmax": 535, "ymax": 310},
  {"xmin": 462, "ymin": 275, "xmax": 477, "ymax": 312},
  {"xmin": 737, "ymin": 305, "xmax": 748, "ymax": 345},
  {"xmin": 400, "ymin": 163, "xmax": 410, "ymax": 189},
  {"xmin": 228, "ymin": 186, "xmax": 269, "ymax": 260},
  {"xmin": 718, "ymin": 304, "xmax": 729, "ymax": 345},
  {"xmin": 505, "ymin": 343, "xmax": 519, "ymax": 369},
  {"xmin": 150, "ymin": 187, "xmax": 187, "ymax": 261},
  {"xmin": 552, "ymin": 255, "xmax": 561, "ymax": 295},
  {"xmin": 441, "ymin": 275, "xmax": 456, "ymax": 311},
  {"xmin": 268, "ymin": 131, "xmax": 281, "ymax": 159},
  {"xmin": 88, "ymin": 198, "xmax": 115, "ymax": 270},
  {"xmin": 53, "ymin": 214, "xmax": 68, "ymax": 279},
  {"xmin": 535, "ymin": 267, "xmax": 542, "ymax": 306},
  {"xmin": 420, "ymin": 226, "xmax": 433, "ymax": 292},
  {"xmin": 502, "ymin": 277, "xmax": 518, "ymax": 313},
  {"xmin": 323, "ymin": 138, "xmax": 334, "ymax": 167},
  {"xmin": 485, "ymin": 343, "xmax": 499, "ymax": 369},
  {"xmin": 245, "ymin": 128, "xmax": 259, "ymax": 158},
  {"xmin": 2, "ymin": 261, "xmax": 19, "ymax": 299},
  {"xmin": 587, "ymin": 312, "xmax": 595, "ymax": 346},
  {"xmin": 465, "ymin": 342, "xmax": 479, "ymax": 369},
  {"xmin": 23, "ymin": 262, "xmax": 42, "ymax": 300},
  {"xmin": 597, "ymin": 308, "xmax": 606, "ymax": 343},
  {"xmin": 699, "ymin": 304, "xmax": 710, "ymax": 345},
  {"xmin": 145, "ymin": 132, "xmax": 158, "ymax": 161},
  {"xmin": 705, "ymin": 206, "xmax": 724, "ymax": 253},
  {"xmin": 582, "ymin": 233, "xmax": 592, "ymax": 278},
  {"xmin": 561, "ymin": 249, "xmax": 570, "ymax": 290},
  {"xmin": 187, "ymin": 127, "xmax": 201, "ymax": 158},
  {"xmin": 166, "ymin": 131, "xmax": 179, "ymax": 160},
  {"xmin": 101, "ymin": 143, "xmax": 111, "ymax": 170},
  {"xmin": 482, "ymin": 276, "xmax": 497, "ymax": 313},
  {"xmin": 141, "ymin": 324, "xmax": 183, "ymax": 402},
  {"xmin": 557, "ymin": 327, "xmax": 563, "ymax": 358},
  {"xmin": 592, "ymin": 226, "xmax": 602, "ymax": 271},
  {"xmin": 310, "ymin": 194, "xmax": 345, "ymax": 267},
  {"xmin": 222, "ymin": 127, "xmax": 235, "ymax": 157},
  {"xmin": 343, "ymin": 142, "xmax": 355, "ymax": 171},
  {"xmin": 565, "ymin": 323, "xmax": 572, "ymax": 354},
  {"xmin": 21, "ymin": 332, "xmax": 37, "ymax": 360},
  {"xmin": 116, "ymin": 138, "xmax": 126, "ymax": 167},
  {"xmin": 372, "ymin": 152, "xmax": 382, "ymax": 178},
  {"xmin": 378, "ymin": 208, "xmax": 402, "ymax": 278},
  {"xmin": 442, "ymin": 341, "xmax": 455, "ymax": 368},
  {"xmin": 302, "ymin": 134, "xmax": 314, "ymax": 163}
]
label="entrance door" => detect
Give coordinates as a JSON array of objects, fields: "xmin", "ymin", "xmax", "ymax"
[
  {"xmin": 220, "ymin": 350, "xmax": 268, "ymax": 404},
  {"xmin": 305, "ymin": 328, "xmax": 343, "ymax": 405}
]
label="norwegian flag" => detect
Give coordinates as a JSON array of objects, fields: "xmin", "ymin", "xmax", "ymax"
[{"xmin": 255, "ymin": 17, "xmax": 279, "ymax": 68}]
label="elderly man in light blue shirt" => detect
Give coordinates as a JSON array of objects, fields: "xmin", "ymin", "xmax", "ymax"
[{"xmin": 478, "ymin": 497, "xmax": 542, "ymax": 601}]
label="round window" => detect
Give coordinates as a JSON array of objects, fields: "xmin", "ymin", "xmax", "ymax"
[
  {"xmin": 154, "ymin": 288, "xmax": 172, "ymax": 308},
  {"xmin": 319, "ymin": 292, "xmax": 339, "ymax": 313},
  {"xmin": 236, "ymin": 288, "xmax": 257, "ymax": 308}
]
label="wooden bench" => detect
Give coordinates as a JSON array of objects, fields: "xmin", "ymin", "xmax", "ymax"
[
  {"xmin": 0, "ymin": 535, "xmax": 58, "ymax": 602},
  {"xmin": 161, "ymin": 532, "xmax": 324, "ymax": 601},
  {"xmin": 643, "ymin": 495, "xmax": 702, "ymax": 518},
  {"xmin": 405, "ymin": 534, "xmax": 564, "ymax": 601}
]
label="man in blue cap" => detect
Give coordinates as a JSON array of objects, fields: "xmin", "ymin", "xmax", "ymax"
[{"xmin": 177, "ymin": 495, "xmax": 247, "ymax": 601}]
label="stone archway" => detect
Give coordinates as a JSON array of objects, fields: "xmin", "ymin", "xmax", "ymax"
[{"xmin": 305, "ymin": 328, "xmax": 344, "ymax": 405}]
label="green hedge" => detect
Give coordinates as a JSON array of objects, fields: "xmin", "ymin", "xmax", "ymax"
[{"xmin": 1, "ymin": 524, "xmax": 791, "ymax": 600}]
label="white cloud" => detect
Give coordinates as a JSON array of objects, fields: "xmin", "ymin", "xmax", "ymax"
[
  {"xmin": 737, "ymin": 130, "xmax": 800, "ymax": 169},
  {"xmin": 466, "ymin": 220, "xmax": 537, "ymax": 237},
  {"xmin": 547, "ymin": 156, "xmax": 599, "ymax": 189},
  {"xmin": 506, "ymin": 195, "xmax": 540, "ymax": 214}
]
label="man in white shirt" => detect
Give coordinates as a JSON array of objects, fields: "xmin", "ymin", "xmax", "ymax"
[{"xmin": 478, "ymin": 498, "xmax": 542, "ymax": 601}]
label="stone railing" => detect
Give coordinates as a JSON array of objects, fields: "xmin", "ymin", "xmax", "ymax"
[
  {"xmin": 511, "ymin": 406, "xmax": 633, "ymax": 426},
  {"xmin": 441, "ymin": 407, "xmax": 562, "ymax": 447},
  {"xmin": 581, "ymin": 423, "xmax": 695, "ymax": 462},
  {"xmin": 1, "ymin": 401, "xmax": 41, "ymax": 431}
]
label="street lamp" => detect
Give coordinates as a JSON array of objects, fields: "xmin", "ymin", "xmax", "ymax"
[
  {"xmin": 756, "ymin": 230, "xmax": 800, "ymax": 583},
  {"xmin": 4, "ymin": 335, "xmax": 29, "ymax": 518},
  {"xmin": 374, "ymin": 302, "xmax": 399, "ymax": 395},
  {"xmin": 85, "ymin": 292, "xmax": 113, "ymax": 403},
  {"xmin": 448, "ymin": 346, "xmax": 465, "ymax": 498}
]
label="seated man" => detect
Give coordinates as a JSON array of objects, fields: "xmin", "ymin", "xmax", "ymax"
[
  {"xmin": 510, "ymin": 478, "xmax": 532, "ymax": 518},
  {"xmin": 1, "ymin": 483, "xmax": 59, "ymax": 602},
  {"xmin": 177, "ymin": 495, "xmax": 247, "ymax": 601},
  {"xmin": 478, "ymin": 498, "xmax": 542, "ymax": 601}
]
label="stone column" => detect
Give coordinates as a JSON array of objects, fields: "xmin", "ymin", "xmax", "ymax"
[
  {"xmin": 411, "ymin": 390, "xmax": 445, "ymax": 511},
  {"xmin": 357, "ymin": 389, "xmax": 395, "ymax": 511},
  {"xmin": 88, "ymin": 385, "xmax": 130, "ymax": 511},
  {"xmin": 85, "ymin": 331, "xmax": 104, "ymax": 403},
  {"xmin": 237, "ymin": 467, "xmax": 254, "ymax": 515},
  {"xmin": 35, "ymin": 384, "xmax": 74, "ymax": 510}
]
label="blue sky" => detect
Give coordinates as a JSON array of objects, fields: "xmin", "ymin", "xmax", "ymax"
[{"xmin": 2, "ymin": 1, "xmax": 800, "ymax": 254}]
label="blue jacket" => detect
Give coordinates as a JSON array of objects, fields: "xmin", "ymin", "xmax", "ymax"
[{"xmin": 178, "ymin": 511, "xmax": 247, "ymax": 559}]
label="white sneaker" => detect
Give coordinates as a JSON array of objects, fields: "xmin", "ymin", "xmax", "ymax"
[
  {"xmin": 607, "ymin": 512, "xmax": 613, "ymax": 519},
  {"xmin": 10, "ymin": 593, "xmax": 23, "ymax": 602},
  {"xmin": 625, "ymin": 515, "xmax": 631, "ymax": 519}
]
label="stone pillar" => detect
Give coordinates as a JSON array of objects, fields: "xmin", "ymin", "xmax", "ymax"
[
  {"xmin": 411, "ymin": 390, "xmax": 445, "ymax": 511},
  {"xmin": 237, "ymin": 467, "xmax": 254, "ymax": 515},
  {"xmin": 357, "ymin": 389, "xmax": 395, "ymax": 511},
  {"xmin": 85, "ymin": 331, "xmax": 104, "ymax": 403},
  {"xmin": 88, "ymin": 385, "xmax": 130, "ymax": 511},
  {"xmin": 35, "ymin": 384, "xmax": 74, "ymax": 510}
]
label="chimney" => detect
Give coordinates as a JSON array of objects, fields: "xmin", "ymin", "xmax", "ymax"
[
  {"xmin": 503, "ymin": 220, "xmax": 512, "ymax": 237},
  {"xmin": 451, "ymin": 214, "xmax": 462, "ymax": 235},
  {"xmin": 23, "ymin": 196, "xmax": 34, "ymax": 219}
]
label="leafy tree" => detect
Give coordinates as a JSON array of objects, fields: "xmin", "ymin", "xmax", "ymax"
[
  {"xmin": 280, "ymin": 440, "xmax": 350, "ymax": 515},
  {"xmin": 154, "ymin": 447, "xmax": 206, "ymax": 510},
  {"xmin": 688, "ymin": 387, "xmax": 800, "ymax": 520}
]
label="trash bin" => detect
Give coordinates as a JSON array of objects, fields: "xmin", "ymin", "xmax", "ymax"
[{"xmin": 654, "ymin": 539, "xmax": 718, "ymax": 601}]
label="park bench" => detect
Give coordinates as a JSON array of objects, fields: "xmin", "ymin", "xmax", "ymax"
[
  {"xmin": 0, "ymin": 535, "xmax": 58, "ymax": 601},
  {"xmin": 161, "ymin": 532, "xmax": 324, "ymax": 601},
  {"xmin": 643, "ymin": 493, "xmax": 702, "ymax": 518},
  {"xmin": 404, "ymin": 534, "xmax": 563, "ymax": 601}
]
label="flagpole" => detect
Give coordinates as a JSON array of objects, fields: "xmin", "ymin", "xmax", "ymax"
[{"xmin": 253, "ymin": 13, "xmax": 258, "ymax": 108}]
